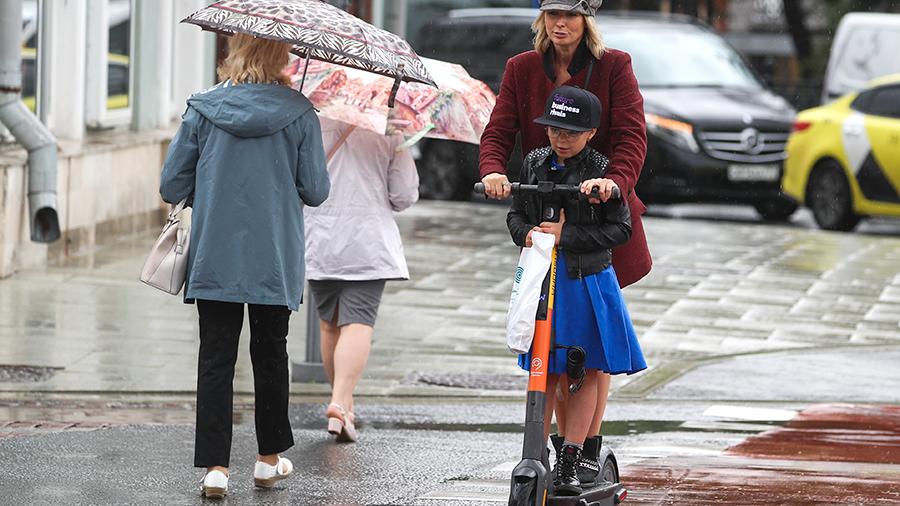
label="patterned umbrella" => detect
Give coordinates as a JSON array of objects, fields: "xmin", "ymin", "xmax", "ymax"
[
  {"xmin": 286, "ymin": 57, "xmax": 496, "ymax": 145},
  {"xmin": 181, "ymin": 0, "xmax": 436, "ymax": 94}
]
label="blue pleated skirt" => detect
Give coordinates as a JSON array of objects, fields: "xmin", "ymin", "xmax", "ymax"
[{"xmin": 518, "ymin": 254, "xmax": 647, "ymax": 376}]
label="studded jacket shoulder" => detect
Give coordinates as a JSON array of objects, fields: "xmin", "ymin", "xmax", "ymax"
[{"xmin": 508, "ymin": 146, "xmax": 632, "ymax": 279}]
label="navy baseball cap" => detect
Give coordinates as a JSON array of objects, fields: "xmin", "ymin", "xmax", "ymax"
[{"xmin": 533, "ymin": 86, "xmax": 602, "ymax": 132}]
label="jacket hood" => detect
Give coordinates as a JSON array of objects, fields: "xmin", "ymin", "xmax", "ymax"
[{"xmin": 187, "ymin": 83, "xmax": 314, "ymax": 138}]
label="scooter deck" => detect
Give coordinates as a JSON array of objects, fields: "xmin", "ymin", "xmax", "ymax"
[{"xmin": 548, "ymin": 481, "xmax": 624, "ymax": 506}]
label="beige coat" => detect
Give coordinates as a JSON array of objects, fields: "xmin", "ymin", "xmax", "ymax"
[{"xmin": 304, "ymin": 117, "xmax": 419, "ymax": 281}]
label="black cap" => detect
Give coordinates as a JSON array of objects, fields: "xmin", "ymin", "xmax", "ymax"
[{"xmin": 533, "ymin": 86, "xmax": 602, "ymax": 132}]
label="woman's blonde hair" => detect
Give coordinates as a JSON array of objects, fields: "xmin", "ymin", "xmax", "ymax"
[
  {"xmin": 532, "ymin": 12, "xmax": 605, "ymax": 59},
  {"xmin": 217, "ymin": 33, "xmax": 292, "ymax": 86}
]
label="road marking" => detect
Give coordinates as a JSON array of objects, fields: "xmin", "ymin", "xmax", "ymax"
[
  {"xmin": 702, "ymin": 405, "xmax": 797, "ymax": 421},
  {"xmin": 418, "ymin": 480, "xmax": 508, "ymax": 503},
  {"xmin": 680, "ymin": 420, "xmax": 782, "ymax": 432}
]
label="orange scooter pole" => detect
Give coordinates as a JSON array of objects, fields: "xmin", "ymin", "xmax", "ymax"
[
  {"xmin": 528, "ymin": 248, "xmax": 557, "ymax": 394},
  {"xmin": 506, "ymin": 245, "xmax": 558, "ymax": 506}
]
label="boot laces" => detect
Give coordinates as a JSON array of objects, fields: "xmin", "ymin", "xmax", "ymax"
[{"xmin": 557, "ymin": 446, "xmax": 581, "ymax": 482}]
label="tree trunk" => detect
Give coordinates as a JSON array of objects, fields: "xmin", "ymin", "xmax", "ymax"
[{"xmin": 783, "ymin": 0, "xmax": 811, "ymax": 77}]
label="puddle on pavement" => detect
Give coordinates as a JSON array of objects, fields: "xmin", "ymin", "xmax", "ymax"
[
  {"xmin": 622, "ymin": 404, "xmax": 900, "ymax": 504},
  {"xmin": 727, "ymin": 403, "xmax": 900, "ymax": 464},
  {"xmin": 0, "ymin": 397, "xmax": 782, "ymax": 438},
  {"xmin": 344, "ymin": 419, "xmax": 780, "ymax": 435}
]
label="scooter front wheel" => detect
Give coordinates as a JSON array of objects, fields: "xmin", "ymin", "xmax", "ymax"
[{"xmin": 510, "ymin": 478, "xmax": 546, "ymax": 506}]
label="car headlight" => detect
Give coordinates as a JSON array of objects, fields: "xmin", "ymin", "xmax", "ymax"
[{"xmin": 645, "ymin": 113, "xmax": 699, "ymax": 153}]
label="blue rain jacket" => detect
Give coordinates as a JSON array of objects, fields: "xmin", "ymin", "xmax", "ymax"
[{"xmin": 160, "ymin": 82, "xmax": 330, "ymax": 311}]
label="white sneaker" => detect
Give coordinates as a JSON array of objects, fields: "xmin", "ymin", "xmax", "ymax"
[
  {"xmin": 254, "ymin": 457, "xmax": 294, "ymax": 488},
  {"xmin": 200, "ymin": 470, "xmax": 228, "ymax": 498}
]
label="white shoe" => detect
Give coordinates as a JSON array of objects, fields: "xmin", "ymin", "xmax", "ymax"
[
  {"xmin": 254, "ymin": 457, "xmax": 293, "ymax": 488},
  {"xmin": 200, "ymin": 470, "xmax": 228, "ymax": 498}
]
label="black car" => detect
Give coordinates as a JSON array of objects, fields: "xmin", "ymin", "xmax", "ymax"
[{"xmin": 413, "ymin": 9, "xmax": 799, "ymax": 220}]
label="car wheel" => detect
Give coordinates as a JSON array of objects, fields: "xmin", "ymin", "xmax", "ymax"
[
  {"xmin": 806, "ymin": 160, "xmax": 861, "ymax": 231},
  {"xmin": 418, "ymin": 140, "xmax": 468, "ymax": 201},
  {"xmin": 754, "ymin": 198, "xmax": 798, "ymax": 222}
]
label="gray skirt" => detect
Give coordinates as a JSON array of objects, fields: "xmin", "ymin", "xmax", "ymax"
[{"xmin": 308, "ymin": 280, "xmax": 387, "ymax": 327}]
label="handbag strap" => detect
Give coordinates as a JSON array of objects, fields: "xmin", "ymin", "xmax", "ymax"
[
  {"xmin": 326, "ymin": 125, "xmax": 356, "ymax": 164},
  {"xmin": 169, "ymin": 198, "xmax": 189, "ymax": 220}
]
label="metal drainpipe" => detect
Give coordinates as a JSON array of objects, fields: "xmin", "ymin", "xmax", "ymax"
[{"xmin": 0, "ymin": 0, "xmax": 60, "ymax": 243}]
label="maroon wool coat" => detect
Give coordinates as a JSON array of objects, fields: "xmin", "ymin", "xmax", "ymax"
[{"xmin": 479, "ymin": 48, "xmax": 652, "ymax": 288}]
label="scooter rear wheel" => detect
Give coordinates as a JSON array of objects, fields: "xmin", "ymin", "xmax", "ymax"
[{"xmin": 600, "ymin": 456, "xmax": 619, "ymax": 484}]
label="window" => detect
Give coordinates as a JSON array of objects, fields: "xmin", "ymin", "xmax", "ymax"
[
  {"xmin": 607, "ymin": 27, "xmax": 762, "ymax": 89},
  {"xmin": 852, "ymin": 85, "xmax": 900, "ymax": 119},
  {"xmin": 868, "ymin": 86, "xmax": 900, "ymax": 120},
  {"xmin": 107, "ymin": 0, "xmax": 131, "ymax": 109},
  {"xmin": 850, "ymin": 89, "xmax": 875, "ymax": 113},
  {"xmin": 21, "ymin": 0, "xmax": 40, "ymax": 113},
  {"xmin": 85, "ymin": 0, "xmax": 133, "ymax": 127}
]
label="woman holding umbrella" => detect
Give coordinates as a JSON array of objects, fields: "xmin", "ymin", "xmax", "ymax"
[
  {"xmin": 478, "ymin": 0, "xmax": 651, "ymax": 487},
  {"xmin": 168, "ymin": 0, "xmax": 434, "ymax": 498},
  {"xmin": 160, "ymin": 33, "xmax": 330, "ymax": 498}
]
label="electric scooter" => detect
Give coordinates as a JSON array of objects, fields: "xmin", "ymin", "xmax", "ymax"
[{"xmin": 475, "ymin": 181, "xmax": 627, "ymax": 506}]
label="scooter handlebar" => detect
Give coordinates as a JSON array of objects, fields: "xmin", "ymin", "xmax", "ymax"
[{"xmin": 473, "ymin": 181, "xmax": 621, "ymax": 200}]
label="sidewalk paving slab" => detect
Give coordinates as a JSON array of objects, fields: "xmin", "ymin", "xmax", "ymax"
[{"xmin": 0, "ymin": 201, "xmax": 898, "ymax": 401}]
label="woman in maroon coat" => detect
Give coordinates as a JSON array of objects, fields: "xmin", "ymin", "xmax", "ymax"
[{"xmin": 479, "ymin": 0, "xmax": 651, "ymax": 486}]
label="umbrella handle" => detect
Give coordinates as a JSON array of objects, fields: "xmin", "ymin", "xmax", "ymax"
[
  {"xmin": 298, "ymin": 51, "xmax": 312, "ymax": 93},
  {"xmin": 388, "ymin": 63, "xmax": 405, "ymax": 108}
]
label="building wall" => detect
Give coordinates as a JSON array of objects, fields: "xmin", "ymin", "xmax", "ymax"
[{"xmin": 0, "ymin": 0, "xmax": 215, "ymax": 278}]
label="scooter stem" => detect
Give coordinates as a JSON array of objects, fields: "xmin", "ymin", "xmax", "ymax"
[
  {"xmin": 527, "ymin": 247, "xmax": 557, "ymax": 394},
  {"xmin": 522, "ymin": 246, "xmax": 557, "ymax": 458},
  {"xmin": 509, "ymin": 247, "xmax": 558, "ymax": 505}
]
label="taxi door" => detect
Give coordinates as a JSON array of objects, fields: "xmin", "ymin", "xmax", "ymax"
[{"xmin": 853, "ymin": 84, "xmax": 900, "ymax": 215}]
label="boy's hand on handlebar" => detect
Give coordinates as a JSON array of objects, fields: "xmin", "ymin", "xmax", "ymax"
[
  {"xmin": 481, "ymin": 173, "xmax": 511, "ymax": 200},
  {"xmin": 581, "ymin": 178, "xmax": 618, "ymax": 204},
  {"xmin": 538, "ymin": 209, "xmax": 565, "ymax": 246}
]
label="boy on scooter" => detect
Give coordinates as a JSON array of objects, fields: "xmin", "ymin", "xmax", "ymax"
[{"xmin": 507, "ymin": 85, "xmax": 647, "ymax": 496}]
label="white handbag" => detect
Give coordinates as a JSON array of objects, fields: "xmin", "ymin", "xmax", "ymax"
[{"xmin": 140, "ymin": 198, "xmax": 191, "ymax": 295}]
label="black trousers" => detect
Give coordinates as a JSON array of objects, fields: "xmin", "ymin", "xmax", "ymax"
[{"xmin": 194, "ymin": 299, "xmax": 295, "ymax": 468}]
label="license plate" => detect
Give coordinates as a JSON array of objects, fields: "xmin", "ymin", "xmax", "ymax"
[{"xmin": 727, "ymin": 164, "xmax": 780, "ymax": 182}]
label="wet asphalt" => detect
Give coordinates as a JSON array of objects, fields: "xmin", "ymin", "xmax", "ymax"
[
  {"xmin": 0, "ymin": 398, "xmax": 793, "ymax": 506},
  {"xmin": 1, "ymin": 200, "xmax": 900, "ymax": 504}
]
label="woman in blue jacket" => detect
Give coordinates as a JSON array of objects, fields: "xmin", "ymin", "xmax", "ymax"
[{"xmin": 160, "ymin": 33, "xmax": 330, "ymax": 498}]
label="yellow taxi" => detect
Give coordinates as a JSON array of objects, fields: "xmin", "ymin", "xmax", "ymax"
[{"xmin": 782, "ymin": 74, "xmax": 900, "ymax": 231}]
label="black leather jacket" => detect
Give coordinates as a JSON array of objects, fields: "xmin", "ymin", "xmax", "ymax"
[{"xmin": 507, "ymin": 146, "xmax": 632, "ymax": 279}]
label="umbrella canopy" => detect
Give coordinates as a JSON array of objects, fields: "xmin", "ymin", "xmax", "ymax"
[
  {"xmin": 287, "ymin": 57, "xmax": 496, "ymax": 145},
  {"xmin": 182, "ymin": 0, "xmax": 435, "ymax": 88}
]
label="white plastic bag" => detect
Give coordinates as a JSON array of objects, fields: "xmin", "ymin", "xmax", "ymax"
[{"xmin": 506, "ymin": 231, "xmax": 555, "ymax": 354}]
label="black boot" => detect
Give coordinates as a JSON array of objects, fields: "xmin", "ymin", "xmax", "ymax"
[
  {"xmin": 549, "ymin": 433, "xmax": 564, "ymax": 455},
  {"xmin": 577, "ymin": 435, "xmax": 602, "ymax": 486},
  {"xmin": 553, "ymin": 444, "xmax": 583, "ymax": 496},
  {"xmin": 549, "ymin": 433, "xmax": 564, "ymax": 479}
]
